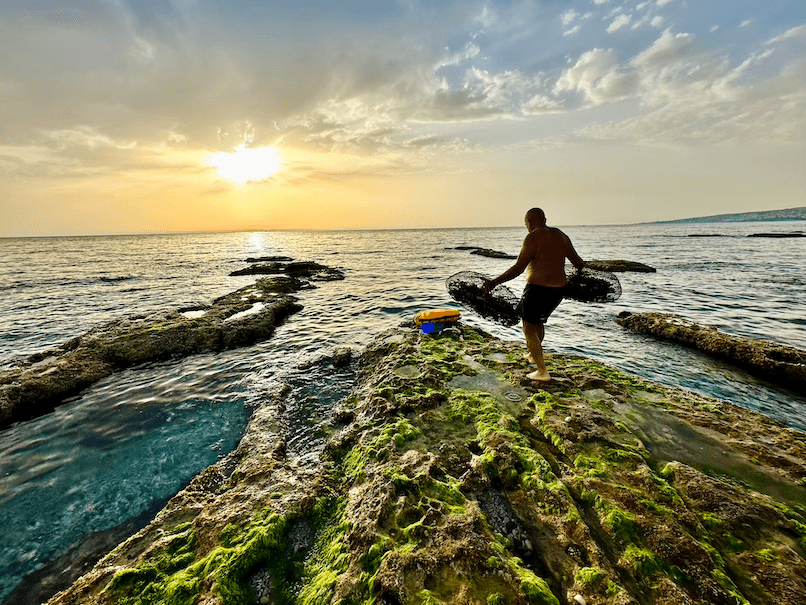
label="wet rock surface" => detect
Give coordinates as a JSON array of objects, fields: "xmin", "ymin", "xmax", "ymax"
[
  {"xmin": 586, "ymin": 261, "xmax": 656, "ymax": 273},
  {"xmin": 47, "ymin": 323, "xmax": 805, "ymax": 605},
  {"xmin": 0, "ymin": 276, "xmax": 307, "ymax": 429},
  {"xmin": 471, "ymin": 248, "xmax": 517, "ymax": 259},
  {"xmin": 230, "ymin": 259, "xmax": 346, "ymax": 280},
  {"xmin": 747, "ymin": 233, "xmax": 805, "ymax": 238},
  {"xmin": 446, "ymin": 246, "xmax": 517, "ymax": 259},
  {"xmin": 616, "ymin": 311, "xmax": 806, "ymax": 392}
]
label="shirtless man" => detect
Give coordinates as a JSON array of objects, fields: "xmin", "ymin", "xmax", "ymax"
[{"xmin": 484, "ymin": 208, "xmax": 585, "ymax": 382}]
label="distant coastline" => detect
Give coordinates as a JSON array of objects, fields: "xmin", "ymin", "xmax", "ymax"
[{"xmin": 649, "ymin": 206, "xmax": 806, "ymax": 224}]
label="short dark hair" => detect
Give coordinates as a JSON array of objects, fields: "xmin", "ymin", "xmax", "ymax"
[{"xmin": 526, "ymin": 208, "xmax": 546, "ymax": 224}]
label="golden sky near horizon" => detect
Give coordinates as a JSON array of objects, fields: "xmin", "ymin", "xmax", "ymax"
[{"xmin": 0, "ymin": 1, "xmax": 804, "ymax": 236}]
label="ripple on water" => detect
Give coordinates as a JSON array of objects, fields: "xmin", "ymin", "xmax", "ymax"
[{"xmin": 0, "ymin": 355, "xmax": 250, "ymax": 601}]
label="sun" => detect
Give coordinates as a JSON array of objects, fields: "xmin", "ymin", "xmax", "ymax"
[{"xmin": 210, "ymin": 145, "xmax": 282, "ymax": 184}]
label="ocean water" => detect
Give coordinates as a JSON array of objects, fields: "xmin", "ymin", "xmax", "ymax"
[{"xmin": 1, "ymin": 223, "xmax": 805, "ymax": 601}]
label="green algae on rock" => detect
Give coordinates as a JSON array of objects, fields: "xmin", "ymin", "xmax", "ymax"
[
  {"xmin": 48, "ymin": 323, "xmax": 806, "ymax": 605},
  {"xmin": 616, "ymin": 311, "xmax": 806, "ymax": 392},
  {"xmin": 0, "ymin": 276, "xmax": 305, "ymax": 429}
]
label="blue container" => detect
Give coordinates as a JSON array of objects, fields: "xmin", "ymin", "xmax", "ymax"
[{"xmin": 420, "ymin": 322, "xmax": 445, "ymax": 334}]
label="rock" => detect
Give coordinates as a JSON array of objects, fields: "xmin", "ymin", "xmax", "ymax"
[
  {"xmin": 445, "ymin": 246, "xmax": 517, "ymax": 259},
  {"xmin": 748, "ymin": 232, "xmax": 806, "ymax": 238},
  {"xmin": 229, "ymin": 262, "xmax": 285, "ymax": 276},
  {"xmin": 586, "ymin": 259, "xmax": 657, "ymax": 273},
  {"xmin": 332, "ymin": 347, "xmax": 353, "ymax": 368},
  {"xmin": 230, "ymin": 260, "xmax": 345, "ymax": 280},
  {"xmin": 617, "ymin": 311, "xmax": 806, "ymax": 392},
  {"xmin": 0, "ymin": 276, "xmax": 307, "ymax": 429},
  {"xmin": 46, "ymin": 323, "xmax": 806, "ymax": 605},
  {"xmin": 469, "ymin": 248, "xmax": 517, "ymax": 260},
  {"xmin": 245, "ymin": 255, "xmax": 294, "ymax": 262}
]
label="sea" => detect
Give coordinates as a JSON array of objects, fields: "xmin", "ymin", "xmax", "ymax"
[{"xmin": 1, "ymin": 222, "xmax": 805, "ymax": 602}]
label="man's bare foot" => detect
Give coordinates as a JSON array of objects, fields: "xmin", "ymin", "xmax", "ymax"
[
  {"xmin": 523, "ymin": 353, "xmax": 537, "ymax": 365},
  {"xmin": 527, "ymin": 369, "xmax": 551, "ymax": 382}
]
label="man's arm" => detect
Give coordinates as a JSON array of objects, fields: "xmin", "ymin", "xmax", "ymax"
[
  {"xmin": 485, "ymin": 234, "xmax": 534, "ymax": 289},
  {"xmin": 564, "ymin": 235, "xmax": 585, "ymax": 272}
]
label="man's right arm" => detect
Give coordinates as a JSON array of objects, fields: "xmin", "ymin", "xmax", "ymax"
[
  {"xmin": 564, "ymin": 234, "xmax": 585, "ymax": 271},
  {"xmin": 485, "ymin": 234, "xmax": 535, "ymax": 289}
]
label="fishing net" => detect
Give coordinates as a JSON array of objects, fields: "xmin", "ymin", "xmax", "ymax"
[
  {"xmin": 445, "ymin": 271, "xmax": 521, "ymax": 327},
  {"xmin": 565, "ymin": 267, "xmax": 621, "ymax": 303},
  {"xmin": 446, "ymin": 268, "xmax": 621, "ymax": 327}
]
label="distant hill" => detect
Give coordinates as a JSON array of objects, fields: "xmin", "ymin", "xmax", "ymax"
[{"xmin": 653, "ymin": 207, "xmax": 806, "ymax": 224}]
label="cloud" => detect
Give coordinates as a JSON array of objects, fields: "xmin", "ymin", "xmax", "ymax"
[
  {"xmin": 566, "ymin": 29, "xmax": 804, "ymax": 146},
  {"xmin": 554, "ymin": 48, "xmax": 637, "ymax": 104},
  {"xmin": 607, "ymin": 14, "xmax": 632, "ymax": 33},
  {"xmin": 564, "ymin": 25, "xmax": 581, "ymax": 37},
  {"xmin": 656, "ymin": 0, "xmax": 674, "ymax": 6},
  {"xmin": 561, "ymin": 9, "xmax": 579, "ymax": 26},
  {"xmin": 766, "ymin": 23, "xmax": 806, "ymax": 44}
]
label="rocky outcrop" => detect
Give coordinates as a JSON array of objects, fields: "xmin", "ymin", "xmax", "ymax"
[
  {"xmin": 616, "ymin": 311, "xmax": 806, "ymax": 392},
  {"xmin": 0, "ymin": 277, "xmax": 305, "ymax": 429},
  {"xmin": 446, "ymin": 246, "xmax": 517, "ymax": 259},
  {"xmin": 48, "ymin": 323, "xmax": 806, "ymax": 605},
  {"xmin": 747, "ymin": 233, "xmax": 805, "ymax": 238},
  {"xmin": 471, "ymin": 248, "xmax": 517, "ymax": 260},
  {"xmin": 586, "ymin": 260, "xmax": 656, "ymax": 273},
  {"xmin": 230, "ymin": 260, "xmax": 346, "ymax": 279}
]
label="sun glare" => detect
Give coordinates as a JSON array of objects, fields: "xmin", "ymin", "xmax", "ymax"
[{"xmin": 210, "ymin": 145, "xmax": 282, "ymax": 184}]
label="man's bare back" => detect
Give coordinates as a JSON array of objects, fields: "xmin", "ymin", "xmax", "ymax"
[{"xmin": 523, "ymin": 225, "xmax": 583, "ymax": 287}]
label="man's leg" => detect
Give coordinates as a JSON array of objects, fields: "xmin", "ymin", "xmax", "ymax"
[{"xmin": 523, "ymin": 320, "xmax": 550, "ymax": 382}]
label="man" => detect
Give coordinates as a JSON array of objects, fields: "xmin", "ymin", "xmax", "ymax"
[{"xmin": 484, "ymin": 208, "xmax": 585, "ymax": 382}]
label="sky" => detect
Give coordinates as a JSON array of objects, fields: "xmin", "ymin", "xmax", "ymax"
[{"xmin": 0, "ymin": 0, "xmax": 804, "ymax": 235}]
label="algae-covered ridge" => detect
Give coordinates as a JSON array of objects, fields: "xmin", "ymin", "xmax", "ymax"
[
  {"xmin": 50, "ymin": 323, "xmax": 806, "ymax": 605},
  {"xmin": 0, "ymin": 276, "xmax": 307, "ymax": 428}
]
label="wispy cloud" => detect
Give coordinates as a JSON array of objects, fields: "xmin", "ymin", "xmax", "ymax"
[
  {"xmin": 766, "ymin": 23, "xmax": 806, "ymax": 44},
  {"xmin": 607, "ymin": 14, "xmax": 632, "ymax": 33}
]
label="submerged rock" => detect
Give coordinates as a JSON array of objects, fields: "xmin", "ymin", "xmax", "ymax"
[
  {"xmin": 48, "ymin": 323, "xmax": 806, "ymax": 605},
  {"xmin": 230, "ymin": 259, "xmax": 345, "ymax": 280},
  {"xmin": 586, "ymin": 260, "xmax": 657, "ymax": 273},
  {"xmin": 470, "ymin": 248, "xmax": 517, "ymax": 260},
  {"xmin": 616, "ymin": 311, "xmax": 806, "ymax": 392},
  {"xmin": 0, "ymin": 277, "xmax": 305, "ymax": 429},
  {"xmin": 747, "ymin": 233, "xmax": 805, "ymax": 238},
  {"xmin": 446, "ymin": 246, "xmax": 517, "ymax": 259}
]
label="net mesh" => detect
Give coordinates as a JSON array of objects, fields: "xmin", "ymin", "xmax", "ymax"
[
  {"xmin": 565, "ymin": 268, "xmax": 622, "ymax": 303},
  {"xmin": 446, "ymin": 268, "xmax": 621, "ymax": 326},
  {"xmin": 445, "ymin": 271, "xmax": 521, "ymax": 326}
]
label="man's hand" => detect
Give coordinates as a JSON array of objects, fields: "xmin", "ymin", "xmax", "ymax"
[{"xmin": 482, "ymin": 279, "xmax": 495, "ymax": 292}]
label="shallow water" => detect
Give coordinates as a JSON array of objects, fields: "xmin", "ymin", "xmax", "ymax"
[{"xmin": 1, "ymin": 222, "xmax": 805, "ymax": 600}]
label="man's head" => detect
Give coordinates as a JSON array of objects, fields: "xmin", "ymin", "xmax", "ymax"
[{"xmin": 525, "ymin": 207, "xmax": 546, "ymax": 230}]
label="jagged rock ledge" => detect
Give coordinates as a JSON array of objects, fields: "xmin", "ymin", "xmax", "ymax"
[
  {"xmin": 231, "ymin": 260, "xmax": 346, "ymax": 279},
  {"xmin": 617, "ymin": 311, "xmax": 806, "ymax": 392},
  {"xmin": 586, "ymin": 260, "xmax": 656, "ymax": 273},
  {"xmin": 445, "ymin": 246, "xmax": 517, "ymax": 260},
  {"xmin": 747, "ymin": 233, "xmax": 805, "ymax": 238},
  {"xmin": 49, "ymin": 323, "xmax": 806, "ymax": 605},
  {"xmin": 0, "ymin": 276, "xmax": 308, "ymax": 429}
]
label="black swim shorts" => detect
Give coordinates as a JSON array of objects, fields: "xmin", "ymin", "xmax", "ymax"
[{"xmin": 520, "ymin": 284, "xmax": 565, "ymax": 325}]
